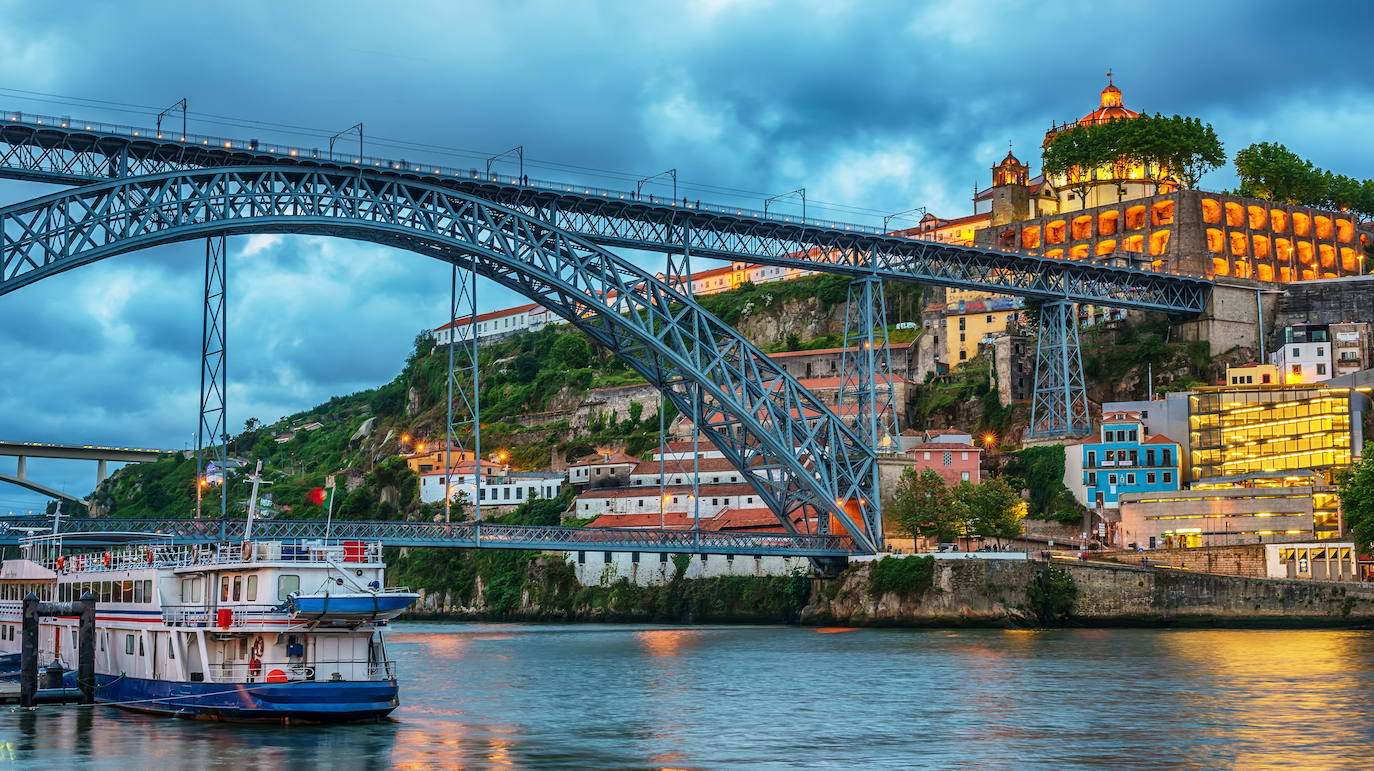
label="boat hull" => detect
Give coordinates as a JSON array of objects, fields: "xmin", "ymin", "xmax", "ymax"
[{"xmin": 94, "ymin": 674, "xmax": 399, "ymax": 723}]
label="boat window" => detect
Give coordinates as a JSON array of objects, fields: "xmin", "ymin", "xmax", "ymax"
[
  {"xmin": 120, "ymin": 581, "xmax": 133, "ymax": 603},
  {"xmin": 99, "ymin": 632, "xmax": 104, "ymax": 652},
  {"xmin": 102, "ymin": 582, "xmax": 112, "ymax": 603},
  {"xmin": 168, "ymin": 636, "xmax": 175, "ymax": 659},
  {"xmin": 144, "ymin": 581, "xmax": 153, "ymax": 603},
  {"xmin": 278, "ymin": 574, "xmax": 300, "ymax": 601},
  {"xmin": 125, "ymin": 634, "xmax": 135, "ymax": 655},
  {"xmin": 134, "ymin": 581, "xmax": 145, "ymax": 604},
  {"xmin": 221, "ymin": 577, "xmax": 230, "ymax": 602},
  {"xmin": 139, "ymin": 636, "xmax": 145, "ymax": 657},
  {"xmin": 246, "ymin": 575, "xmax": 258, "ymax": 602},
  {"xmin": 192, "ymin": 578, "xmax": 202, "ymax": 603},
  {"xmin": 181, "ymin": 579, "xmax": 192, "ymax": 603},
  {"xmin": 232, "ymin": 576, "xmax": 242, "ymax": 602}
]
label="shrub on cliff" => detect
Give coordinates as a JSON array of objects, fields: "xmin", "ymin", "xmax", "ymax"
[
  {"xmin": 868, "ymin": 556, "xmax": 935, "ymax": 599},
  {"xmin": 1026, "ymin": 565, "xmax": 1077, "ymax": 625}
]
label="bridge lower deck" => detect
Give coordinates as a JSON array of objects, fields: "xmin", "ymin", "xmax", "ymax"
[{"xmin": 0, "ymin": 518, "xmax": 857, "ymax": 557}]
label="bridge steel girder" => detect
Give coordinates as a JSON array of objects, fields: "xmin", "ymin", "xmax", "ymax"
[
  {"xmin": 0, "ymin": 167, "xmax": 883, "ymax": 553},
  {"xmin": 0, "ymin": 517, "xmax": 854, "ymax": 557},
  {"xmin": 0, "ymin": 119, "xmax": 1211, "ymax": 314}
]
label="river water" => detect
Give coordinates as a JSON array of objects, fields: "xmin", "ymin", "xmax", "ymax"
[{"xmin": 2, "ymin": 623, "xmax": 1373, "ymax": 769}]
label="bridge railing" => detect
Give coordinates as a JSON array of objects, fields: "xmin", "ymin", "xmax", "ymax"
[
  {"xmin": 0, "ymin": 108, "xmax": 885, "ymax": 234},
  {"xmin": 0, "ymin": 516, "xmax": 855, "ymax": 555}
]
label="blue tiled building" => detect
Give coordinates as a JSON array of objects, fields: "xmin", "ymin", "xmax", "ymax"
[{"xmin": 1064, "ymin": 410, "xmax": 1181, "ymax": 509}]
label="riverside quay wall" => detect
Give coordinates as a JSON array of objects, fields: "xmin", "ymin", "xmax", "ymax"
[
  {"xmin": 405, "ymin": 555, "xmax": 1374, "ymax": 627},
  {"xmin": 801, "ymin": 557, "xmax": 1374, "ymax": 628}
]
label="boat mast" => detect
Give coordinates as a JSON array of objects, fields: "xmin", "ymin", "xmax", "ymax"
[{"xmin": 244, "ymin": 459, "xmax": 265, "ymax": 542}]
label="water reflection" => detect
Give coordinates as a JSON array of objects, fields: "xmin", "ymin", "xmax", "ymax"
[{"xmin": 0, "ymin": 624, "xmax": 1372, "ymax": 769}]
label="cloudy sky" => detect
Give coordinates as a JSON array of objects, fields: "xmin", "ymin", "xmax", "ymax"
[{"xmin": 2, "ymin": 0, "xmax": 1373, "ymax": 509}]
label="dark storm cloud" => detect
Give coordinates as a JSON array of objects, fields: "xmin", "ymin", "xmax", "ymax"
[{"xmin": 2, "ymin": 0, "xmax": 1373, "ymax": 505}]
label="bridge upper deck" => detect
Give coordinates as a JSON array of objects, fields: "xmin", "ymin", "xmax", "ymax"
[{"xmin": 0, "ymin": 109, "xmax": 1211, "ymax": 314}]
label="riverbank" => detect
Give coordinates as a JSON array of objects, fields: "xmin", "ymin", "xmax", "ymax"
[{"xmin": 399, "ymin": 554, "xmax": 1374, "ymax": 628}]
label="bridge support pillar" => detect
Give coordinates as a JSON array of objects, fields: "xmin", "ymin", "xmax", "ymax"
[
  {"xmin": 1028, "ymin": 300, "xmax": 1091, "ymax": 440},
  {"xmin": 96, "ymin": 459, "xmax": 107, "ymax": 485},
  {"xmin": 196, "ymin": 235, "xmax": 229, "ymax": 521},
  {"xmin": 837, "ymin": 273, "xmax": 894, "ymax": 549},
  {"xmin": 16, "ymin": 455, "xmax": 25, "ymax": 480}
]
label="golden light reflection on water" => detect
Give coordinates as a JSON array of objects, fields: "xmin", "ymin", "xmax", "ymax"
[
  {"xmin": 1152, "ymin": 630, "xmax": 1372, "ymax": 768},
  {"xmin": 634, "ymin": 628, "xmax": 702, "ymax": 658}
]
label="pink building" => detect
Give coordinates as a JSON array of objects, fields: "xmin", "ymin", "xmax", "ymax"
[{"xmin": 908, "ymin": 441, "xmax": 982, "ymax": 485}]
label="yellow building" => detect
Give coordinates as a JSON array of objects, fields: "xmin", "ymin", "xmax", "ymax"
[
  {"xmin": 1188, "ymin": 385, "xmax": 1366, "ymax": 484},
  {"xmin": 1224, "ymin": 362, "xmax": 1279, "ymax": 387},
  {"xmin": 405, "ymin": 445, "xmax": 476, "ymax": 475},
  {"xmin": 932, "ymin": 290, "xmax": 1025, "ymax": 366}
]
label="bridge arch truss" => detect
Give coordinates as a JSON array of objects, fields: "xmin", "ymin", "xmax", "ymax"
[{"xmin": 0, "ymin": 167, "xmax": 883, "ymax": 552}]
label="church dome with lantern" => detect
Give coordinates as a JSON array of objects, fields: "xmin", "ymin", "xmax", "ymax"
[{"xmin": 1078, "ymin": 75, "xmax": 1139, "ymax": 126}]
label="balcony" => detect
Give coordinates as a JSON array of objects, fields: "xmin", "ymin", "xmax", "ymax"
[
  {"xmin": 162, "ymin": 603, "xmax": 298, "ymax": 629},
  {"xmin": 204, "ymin": 659, "xmax": 395, "ymax": 684}
]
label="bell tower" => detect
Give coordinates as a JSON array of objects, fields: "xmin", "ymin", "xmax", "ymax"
[{"xmin": 990, "ymin": 149, "xmax": 1030, "ymax": 226}]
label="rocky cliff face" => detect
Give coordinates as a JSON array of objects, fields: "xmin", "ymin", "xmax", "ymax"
[{"xmin": 734, "ymin": 296, "xmax": 847, "ymax": 348}]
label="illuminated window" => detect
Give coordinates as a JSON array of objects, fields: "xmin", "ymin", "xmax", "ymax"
[
  {"xmin": 1252, "ymin": 235, "xmax": 1270, "ymax": 260},
  {"xmin": 1298, "ymin": 241, "xmax": 1315, "ymax": 265},
  {"xmin": 1071, "ymin": 244, "xmax": 1090, "ymax": 260},
  {"xmin": 1336, "ymin": 219, "xmax": 1354, "ymax": 243},
  {"xmin": 1098, "ymin": 210, "xmax": 1120, "ymax": 236},
  {"xmin": 1201, "ymin": 198, "xmax": 1221, "ymax": 224},
  {"xmin": 1319, "ymin": 244, "xmax": 1335, "ymax": 268},
  {"xmin": 1315, "ymin": 215, "xmax": 1332, "ymax": 240},
  {"xmin": 1046, "ymin": 220, "xmax": 1066, "ymax": 244},
  {"xmin": 1125, "ymin": 206, "xmax": 1146, "ymax": 230},
  {"xmin": 1293, "ymin": 211, "xmax": 1311, "ymax": 236},
  {"xmin": 1071, "ymin": 216, "xmax": 1093, "ymax": 240},
  {"xmin": 1276, "ymin": 237, "xmax": 1293, "ymax": 263},
  {"xmin": 1124, "ymin": 235, "xmax": 1144, "ymax": 253},
  {"xmin": 1212, "ymin": 257, "xmax": 1230, "ymax": 276},
  {"xmin": 1206, "ymin": 228, "xmax": 1224, "ymax": 253},
  {"xmin": 1247, "ymin": 205, "xmax": 1267, "ymax": 230},
  {"xmin": 1341, "ymin": 247, "xmax": 1359, "ymax": 273},
  {"xmin": 1149, "ymin": 230, "xmax": 1171, "ymax": 256},
  {"xmin": 1021, "ymin": 225, "xmax": 1041, "ymax": 249},
  {"xmin": 1096, "ymin": 239, "xmax": 1117, "ymax": 256},
  {"xmin": 1151, "ymin": 200, "xmax": 1175, "ymax": 226},
  {"xmin": 1230, "ymin": 231, "xmax": 1248, "ymax": 257}
]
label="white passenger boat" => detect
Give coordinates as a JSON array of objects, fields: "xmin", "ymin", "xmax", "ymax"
[{"xmin": 0, "ymin": 533, "xmax": 417, "ymax": 723}]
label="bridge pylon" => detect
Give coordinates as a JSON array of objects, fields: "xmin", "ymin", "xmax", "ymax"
[
  {"xmin": 196, "ymin": 235, "xmax": 229, "ymax": 523},
  {"xmin": 444, "ymin": 264, "xmax": 480, "ymax": 523},
  {"xmin": 837, "ymin": 272, "xmax": 896, "ymax": 546},
  {"xmin": 1027, "ymin": 300, "xmax": 1091, "ymax": 440}
]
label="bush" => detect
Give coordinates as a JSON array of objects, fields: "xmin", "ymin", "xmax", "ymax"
[{"xmin": 868, "ymin": 556, "xmax": 935, "ymax": 599}]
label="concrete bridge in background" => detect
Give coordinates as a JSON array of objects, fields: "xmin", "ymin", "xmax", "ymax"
[{"xmin": 0, "ymin": 441, "xmax": 174, "ymax": 503}]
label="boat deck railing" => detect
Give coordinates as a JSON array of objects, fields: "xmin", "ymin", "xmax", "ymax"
[
  {"xmin": 162, "ymin": 603, "xmax": 296, "ymax": 629},
  {"xmin": 203, "ymin": 659, "xmax": 395, "ymax": 684},
  {"xmin": 32, "ymin": 539, "xmax": 385, "ymax": 574}
]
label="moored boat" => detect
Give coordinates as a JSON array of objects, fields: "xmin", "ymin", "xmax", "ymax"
[{"xmin": 0, "ymin": 533, "xmax": 417, "ymax": 723}]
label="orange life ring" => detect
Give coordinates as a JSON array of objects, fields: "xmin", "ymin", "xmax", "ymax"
[
  {"xmin": 55, "ymin": 556, "xmax": 65, "ymax": 571},
  {"xmin": 145, "ymin": 548, "xmax": 154, "ymax": 564},
  {"xmin": 266, "ymin": 669, "xmax": 288, "ymax": 683},
  {"xmin": 102, "ymin": 552, "xmax": 111, "ymax": 567}
]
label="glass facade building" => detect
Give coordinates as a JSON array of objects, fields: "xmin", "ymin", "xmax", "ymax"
[{"xmin": 1189, "ymin": 386, "xmax": 1366, "ymax": 484}]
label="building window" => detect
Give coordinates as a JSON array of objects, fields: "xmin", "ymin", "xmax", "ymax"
[
  {"xmin": 986, "ymin": 315, "xmax": 993, "ymax": 323},
  {"xmin": 1109, "ymin": 474, "xmax": 1117, "ymax": 485},
  {"xmin": 1317, "ymin": 363, "xmax": 1327, "ymax": 375},
  {"xmin": 959, "ymin": 318, "xmax": 966, "ymax": 330},
  {"xmin": 959, "ymin": 350, "xmax": 967, "ymax": 361},
  {"xmin": 1160, "ymin": 449, "xmax": 1170, "ymax": 465},
  {"xmin": 1317, "ymin": 347, "xmax": 1325, "ymax": 357},
  {"xmin": 1292, "ymin": 365, "xmax": 1302, "ymax": 376},
  {"xmin": 1262, "ymin": 374, "xmax": 1271, "ymax": 384},
  {"xmin": 1163, "ymin": 472, "xmax": 1173, "ymax": 484},
  {"xmin": 923, "ymin": 452, "xmax": 931, "ymax": 460},
  {"xmin": 1087, "ymin": 472, "xmax": 1097, "ymax": 486},
  {"xmin": 1127, "ymin": 473, "xmax": 1136, "ymax": 484},
  {"xmin": 942, "ymin": 452, "xmax": 953, "ymax": 466},
  {"xmin": 1146, "ymin": 449, "xmax": 1155, "ymax": 466},
  {"xmin": 961, "ymin": 452, "xmax": 969, "ymax": 461},
  {"xmin": 1130, "ymin": 430, "xmax": 1138, "ymax": 441},
  {"xmin": 1293, "ymin": 348, "xmax": 1300, "ymax": 358},
  {"xmin": 961, "ymin": 471, "xmax": 970, "ymax": 481},
  {"xmin": 1147, "ymin": 472, "xmax": 1156, "ymax": 484},
  {"xmin": 1087, "ymin": 451, "xmax": 1097, "ymax": 467}
]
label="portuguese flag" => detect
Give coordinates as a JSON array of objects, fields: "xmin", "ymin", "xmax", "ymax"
[{"xmin": 307, "ymin": 486, "xmax": 335, "ymax": 508}]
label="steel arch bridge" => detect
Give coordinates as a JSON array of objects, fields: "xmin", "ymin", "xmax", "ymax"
[
  {"xmin": 0, "ymin": 166, "xmax": 884, "ymax": 552},
  {"xmin": 0, "ymin": 115, "xmax": 1212, "ymax": 314}
]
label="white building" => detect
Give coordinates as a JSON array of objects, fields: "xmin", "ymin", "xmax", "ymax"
[
  {"xmin": 419, "ymin": 462, "xmax": 565, "ymax": 506},
  {"xmin": 573, "ymin": 483, "xmax": 767, "ymax": 519},
  {"xmin": 567, "ymin": 452, "xmax": 640, "ymax": 487},
  {"xmin": 433, "ymin": 303, "xmax": 565, "ymax": 348},
  {"xmin": 1270, "ymin": 323, "xmax": 1334, "ymax": 384}
]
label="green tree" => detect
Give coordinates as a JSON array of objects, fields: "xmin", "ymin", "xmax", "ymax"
[
  {"xmin": 1338, "ymin": 455, "xmax": 1374, "ymax": 553},
  {"xmin": 890, "ymin": 468, "xmax": 954, "ymax": 545},
  {"xmin": 549, "ymin": 334, "xmax": 593, "ymax": 370},
  {"xmin": 1234, "ymin": 142, "xmax": 1322, "ymax": 204},
  {"xmin": 1153, "ymin": 114, "xmax": 1225, "ymax": 189},
  {"xmin": 1042, "ymin": 124, "xmax": 1110, "ymax": 209},
  {"xmin": 962, "ymin": 477, "xmax": 1027, "ymax": 547}
]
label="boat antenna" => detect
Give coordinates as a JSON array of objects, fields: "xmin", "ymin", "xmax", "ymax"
[{"xmin": 243, "ymin": 460, "xmax": 269, "ymax": 542}]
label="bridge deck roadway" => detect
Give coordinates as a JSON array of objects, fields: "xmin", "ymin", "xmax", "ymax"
[
  {"xmin": 0, "ymin": 518, "xmax": 855, "ymax": 557},
  {"xmin": 0, "ymin": 111, "xmax": 1211, "ymax": 314},
  {"xmin": 0, "ymin": 440, "xmax": 171, "ymax": 463}
]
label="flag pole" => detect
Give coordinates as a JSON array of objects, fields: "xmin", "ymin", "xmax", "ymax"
[{"xmin": 324, "ymin": 480, "xmax": 336, "ymax": 541}]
